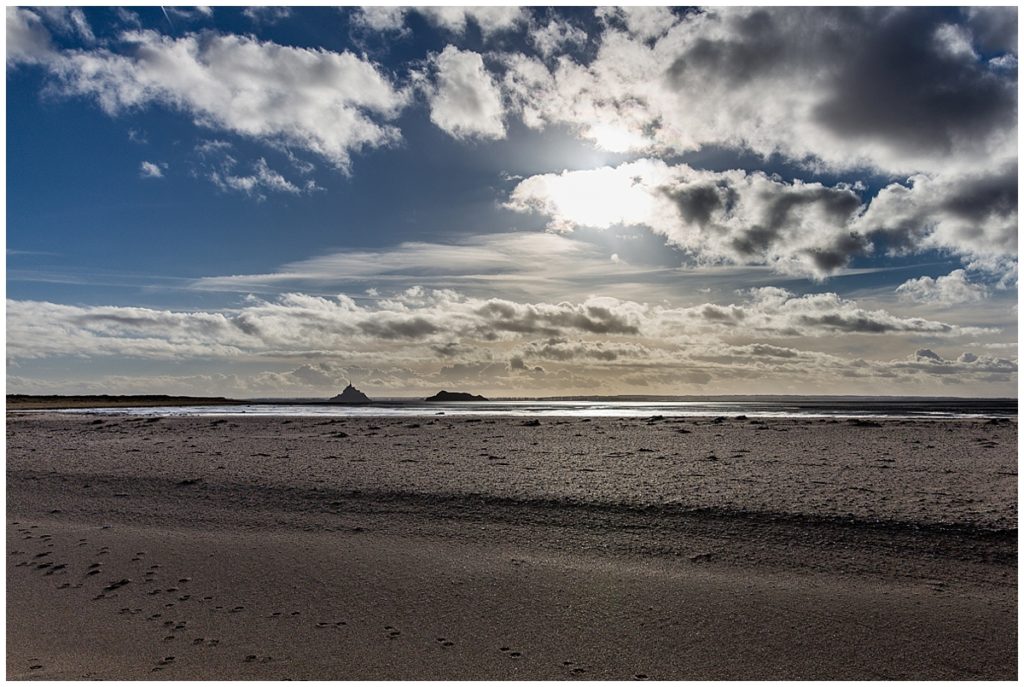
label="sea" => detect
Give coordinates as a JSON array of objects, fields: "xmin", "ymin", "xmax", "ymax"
[{"xmin": 49, "ymin": 397, "xmax": 1017, "ymax": 420}]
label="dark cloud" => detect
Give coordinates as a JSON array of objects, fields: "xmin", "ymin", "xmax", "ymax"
[
  {"xmin": 965, "ymin": 7, "xmax": 1018, "ymax": 55},
  {"xmin": 941, "ymin": 164, "xmax": 1017, "ymax": 223},
  {"xmin": 475, "ymin": 301, "xmax": 640, "ymax": 336},
  {"xmin": 669, "ymin": 178, "xmax": 862, "ymax": 253},
  {"xmin": 357, "ymin": 316, "xmax": 439, "ymax": 340},
  {"xmin": 668, "ymin": 8, "xmax": 797, "ymax": 86},
  {"xmin": 700, "ymin": 304, "xmax": 743, "ymax": 323},
  {"xmin": 288, "ymin": 364, "xmax": 336, "ymax": 386},
  {"xmin": 810, "ymin": 8, "xmax": 1017, "ymax": 156},
  {"xmin": 745, "ymin": 344, "xmax": 801, "ymax": 358},
  {"xmin": 798, "ymin": 314, "xmax": 953, "ymax": 335},
  {"xmin": 430, "ymin": 342, "xmax": 462, "ymax": 357},
  {"xmin": 666, "ymin": 183, "xmax": 732, "ymax": 226},
  {"xmin": 665, "ymin": 7, "xmax": 1016, "ymax": 164},
  {"xmin": 521, "ymin": 338, "xmax": 646, "ymax": 362},
  {"xmin": 803, "ymin": 233, "xmax": 871, "ymax": 274},
  {"xmin": 857, "ymin": 163, "xmax": 1018, "ymax": 258}
]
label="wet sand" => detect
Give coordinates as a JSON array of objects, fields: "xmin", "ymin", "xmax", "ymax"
[{"xmin": 6, "ymin": 413, "xmax": 1017, "ymax": 679}]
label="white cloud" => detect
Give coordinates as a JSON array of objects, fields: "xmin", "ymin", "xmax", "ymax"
[
  {"xmin": 209, "ymin": 158, "xmax": 315, "ymax": 199},
  {"xmin": 352, "ymin": 6, "xmax": 526, "ymax": 38},
  {"xmin": 242, "ymin": 7, "xmax": 291, "ymax": 25},
  {"xmin": 500, "ymin": 7, "xmax": 1017, "ymax": 176},
  {"xmin": 507, "ymin": 159, "xmax": 868, "ymax": 277},
  {"xmin": 416, "ymin": 7, "xmax": 526, "ymax": 37},
  {"xmin": 530, "ymin": 17, "xmax": 588, "ymax": 58},
  {"xmin": 507, "ymin": 159, "xmax": 1017, "ymax": 279},
  {"xmin": 596, "ymin": 6, "xmax": 680, "ymax": 41},
  {"xmin": 20, "ymin": 25, "xmax": 409, "ymax": 172},
  {"xmin": 896, "ymin": 270, "xmax": 990, "ymax": 305},
  {"xmin": 7, "ymin": 286, "xmax": 1012, "ymax": 397},
  {"xmin": 425, "ymin": 45, "xmax": 506, "ymax": 140},
  {"xmin": 35, "ymin": 7, "xmax": 95, "ymax": 43},
  {"xmin": 352, "ymin": 6, "xmax": 407, "ymax": 32},
  {"xmin": 6, "ymin": 286, "xmax": 991, "ymax": 366},
  {"xmin": 854, "ymin": 164, "xmax": 1017, "ymax": 263},
  {"xmin": 6, "ymin": 8, "xmax": 54, "ymax": 64},
  {"xmin": 139, "ymin": 160, "xmax": 165, "ymax": 178}
]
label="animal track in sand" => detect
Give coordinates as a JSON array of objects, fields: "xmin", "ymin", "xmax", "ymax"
[
  {"xmin": 244, "ymin": 654, "xmax": 274, "ymax": 663},
  {"xmin": 562, "ymin": 660, "xmax": 588, "ymax": 675}
]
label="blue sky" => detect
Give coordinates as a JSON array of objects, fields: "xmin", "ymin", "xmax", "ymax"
[{"xmin": 6, "ymin": 6, "xmax": 1018, "ymax": 397}]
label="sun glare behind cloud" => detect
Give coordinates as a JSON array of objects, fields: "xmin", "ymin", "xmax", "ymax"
[
  {"xmin": 509, "ymin": 161, "xmax": 665, "ymax": 232},
  {"xmin": 584, "ymin": 122, "xmax": 648, "ymax": 153}
]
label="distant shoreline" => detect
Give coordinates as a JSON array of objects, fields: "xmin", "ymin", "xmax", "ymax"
[
  {"xmin": 7, "ymin": 393, "xmax": 1017, "ymax": 414},
  {"xmin": 5, "ymin": 395, "xmax": 246, "ymax": 410}
]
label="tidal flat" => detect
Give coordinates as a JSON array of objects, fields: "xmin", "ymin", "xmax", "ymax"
[{"xmin": 6, "ymin": 413, "xmax": 1017, "ymax": 679}]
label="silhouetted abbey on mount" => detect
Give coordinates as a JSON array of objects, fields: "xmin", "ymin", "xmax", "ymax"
[{"xmin": 330, "ymin": 383, "xmax": 371, "ymax": 403}]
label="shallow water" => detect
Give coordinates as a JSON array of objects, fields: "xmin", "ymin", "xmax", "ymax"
[{"xmin": 43, "ymin": 398, "xmax": 1017, "ymax": 419}]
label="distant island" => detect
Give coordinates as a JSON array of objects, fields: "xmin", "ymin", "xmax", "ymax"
[
  {"xmin": 424, "ymin": 390, "xmax": 488, "ymax": 402},
  {"xmin": 329, "ymin": 384, "xmax": 371, "ymax": 403}
]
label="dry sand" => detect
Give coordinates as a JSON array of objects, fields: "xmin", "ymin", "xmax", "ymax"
[{"xmin": 6, "ymin": 413, "xmax": 1017, "ymax": 679}]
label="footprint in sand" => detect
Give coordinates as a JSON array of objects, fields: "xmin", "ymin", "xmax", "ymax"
[
  {"xmin": 154, "ymin": 656, "xmax": 175, "ymax": 670},
  {"xmin": 384, "ymin": 625, "xmax": 401, "ymax": 639},
  {"xmin": 435, "ymin": 637, "xmax": 455, "ymax": 647}
]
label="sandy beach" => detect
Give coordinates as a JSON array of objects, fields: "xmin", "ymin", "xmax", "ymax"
[{"xmin": 6, "ymin": 413, "xmax": 1017, "ymax": 679}]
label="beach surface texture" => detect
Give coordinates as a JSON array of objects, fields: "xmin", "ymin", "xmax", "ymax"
[{"xmin": 6, "ymin": 412, "xmax": 1017, "ymax": 679}]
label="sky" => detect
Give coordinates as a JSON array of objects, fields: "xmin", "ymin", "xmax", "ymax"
[{"xmin": 5, "ymin": 5, "xmax": 1019, "ymax": 398}]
